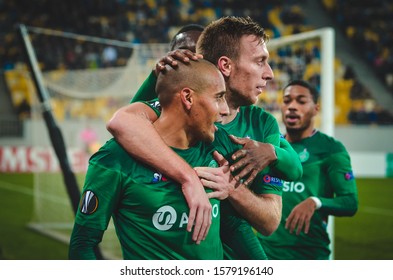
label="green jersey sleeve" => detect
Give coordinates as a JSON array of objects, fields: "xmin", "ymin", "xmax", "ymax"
[
  {"xmin": 319, "ymin": 142, "xmax": 358, "ymax": 216},
  {"xmin": 69, "ymin": 223, "xmax": 104, "ymax": 260},
  {"xmin": 221, "ymin": 218, "xmax": 268, "ymax": 260},
  {"xmin": 130, "ymin": 71, "xmax": 158, "ymax": 103},
  {"xmin": 70, "ymin": 140, "xmax": 128, "ymax": 259},
  {"xmin": 271, "ymin": 137, "xmax": 303, "ymax": 181},
  {"xmin": 141, "ymin": 98, "xmax": 161, "ymax": 117}
]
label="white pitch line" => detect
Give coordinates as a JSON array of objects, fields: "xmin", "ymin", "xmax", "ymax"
[
  {"xmin": 0, "ymin": 180, "xmax": 34, "ymax": 196},
  {"xmin": 0, "ymin": 180, "xmax": 71, "ymax": 205}
]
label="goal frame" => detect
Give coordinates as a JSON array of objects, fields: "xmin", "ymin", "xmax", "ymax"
[{"xmin": 269, "ymin": 27, "xmax": 336, "ymax": 259}]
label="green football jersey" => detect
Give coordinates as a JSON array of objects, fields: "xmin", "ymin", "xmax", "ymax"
[
  {"xmin": 144, "ymin": 100, "xmax": 284, "ymax": 260},
  {"xmin": 215, "ymin": 105, "xmax": 284, "ymax": 260},
  {"xmin": 216, "ymin": 105, "xmax": 281, "ymax": 146},
  {"xmin": 74, "ymin": 133, "xmax": 231, "ymax": 260},
  {"xmin": 131, "ymin": 72, "xmax": 302, "ymax": 181},
  {"xmin": 259, "ymin": 131, "xmax": 358, "ymax": 260},
  {"xmin": 130, "ymin": 71, "xmax": 157, "ymax": 103}
]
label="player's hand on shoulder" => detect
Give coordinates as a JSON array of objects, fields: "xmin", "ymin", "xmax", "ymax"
[
  {"xmin": 154, "ymin": 49, "xmax": 203, "ymax": 75},
  {"xmin": 229, "ymin": 135, "xmax": 277, "ymax": 186},
  {"xmin": 195, "ymin": 151, "xmax": 240, "ymax": 200}
]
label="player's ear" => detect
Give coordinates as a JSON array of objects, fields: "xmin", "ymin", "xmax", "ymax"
[
  {"xmin": 180, "ymin": 87, "xmax": 193, "ymax": 110},
  {"xmin": 314, "ymin": 103, "xmax": 320, "ymax": 116},
  {"xmin": 217, "ymin": 56, "xmax": 231, "ymax": 78}
]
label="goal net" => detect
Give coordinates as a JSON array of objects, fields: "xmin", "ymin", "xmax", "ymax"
[{"xmin": 21, "ymin": 26, "xmax": 335, "ymax": 259}]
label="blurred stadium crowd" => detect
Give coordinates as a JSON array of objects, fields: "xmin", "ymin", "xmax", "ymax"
[{"xmin": 1, "ymin": 0, "xmax": 393, "ymax": 125}]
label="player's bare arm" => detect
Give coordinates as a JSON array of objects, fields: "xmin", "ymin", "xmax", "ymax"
[
  {"xmin": 228, "ymin": 187, "xmax": 282, "ymax": 236},
  {"xmin": 107, "ymin": 102, "xmax": 212, "ymax": 244}
]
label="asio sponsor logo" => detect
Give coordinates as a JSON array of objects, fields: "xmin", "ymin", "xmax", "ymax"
[
  {"xmin": 152, "ymin": 204, "xmax": 219, "ymax": 231},
  {"xmin": 283, "ymin": 181, "xmax": 305, "ymax": 193},
  {"xmin": 79, "ymin": 190, "xmax": 99, "ymax": 214}
]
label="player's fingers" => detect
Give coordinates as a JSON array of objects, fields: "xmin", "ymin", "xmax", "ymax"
[
  {"xmin": 206, "ymin": 191, "xmax": 223, "ymax": 200},
  {"xmin": 192, "ymin": 209, "xmax": 206, "ymax": 244},
  {"xmin": 244, "ymin": 170, "xmax": 259, "ymax": 186},
  {"xmin": 195, "ymin": 169, "xmax": 219, "ymax": 183},
  {"xmin": 230, "ymin": 158, "xmax": 247, "ymax": 174},
  {"xmin": 195, "ymin": 53, "xmax": 203, "ymax": 59},
  {"xmin": 200, "ymin": 212, "xmax": 212, "ymax": 241},
  {"xmin": 171, "ymin": 49, "xmax": 196, "ymax": 62},
  {"xmin": 213, "ymin": 151, "xmax": 228, "ymax": 167},
  {"xmin": 229, "ymin": 134, "xmax": 246, "ymax": 145},
  {"xmin": 187, "ymin": 207, "xmax": 196, "ymax": 233},
  {"xmin": 162, "ymin": 56, "xmax": 178, "ymax": 66},
  {"xmin": 231, "ymin": 149, "xmax": 247, "ymax": 162},
  {"xmin": 154, "ymin": 62, "xmax": 166, "ymax": 75},
  {"xmin": 286, "ymin": 215, "xmax": 298, "ymax": 234},
  {"xmin": 195, "ymin": 166, "xmax": 219, "ymax": 175},
  {"xmin": 304, "ymin": 220, "xmax": 310, "ymax": 234},
  {"xmin": 200, "ymin": 178, "xmax": 219, "ymax": 190},
  {"xmin": 233, "ymin": 164, "xmax": 253, "ymax": 181},
  {"xmin": 194, "ymin": 167, "xmax": 208, "ymax": 178},
  {"xmin": 296, "ymin": 218, "xmax": 305, "ymax": 235}
]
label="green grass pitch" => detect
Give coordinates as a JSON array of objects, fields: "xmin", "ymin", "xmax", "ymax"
[{"xmin": 0, "ymin": 173, "xmax": 392, "ymax": 260}]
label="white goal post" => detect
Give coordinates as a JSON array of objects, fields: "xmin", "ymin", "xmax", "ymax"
[{"xmin": 267, "ymin": 27, "xmax": 336, "ymax": 259}]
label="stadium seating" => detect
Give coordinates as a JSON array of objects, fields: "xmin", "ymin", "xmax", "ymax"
[{"xmin": 1, "ymin": 0, "xmax": 392, "ymax": 124}]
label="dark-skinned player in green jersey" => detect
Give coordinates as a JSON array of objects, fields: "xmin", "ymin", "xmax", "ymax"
[{"xmin": 259, "ymin": 80, "xmax": 358, "ymax": 260}]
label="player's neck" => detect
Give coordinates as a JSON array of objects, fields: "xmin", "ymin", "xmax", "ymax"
[
  {"xmin": 221, "ymin": 90, "xmax": 242, "ymax": 124},
  {"xmin": 154, "ymin": 116, "xmax": 191, "ymax": 149},
  {"xmin": 286, "ymin": 127, "xmax": 317, "ymax": 143}
]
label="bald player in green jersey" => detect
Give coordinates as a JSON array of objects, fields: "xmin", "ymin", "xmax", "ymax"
[
  {"xmin": 259, "ymin": 80, "xmax": 358, "ymax": 260},
  {"xmin": 106, "ymin": 16, "xmax": 301, "ymax": 259},
  {"xmin": 69, "ymin": 59, "xmax": 282, "ymax": 260},
  {"xmin": 69, "ymin": 59, "xmax": 234, "ymax": 259}
]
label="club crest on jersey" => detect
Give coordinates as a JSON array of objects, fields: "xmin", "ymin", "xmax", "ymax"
[
  {"xmin": 208, "ymin": 160, "xmax": 219, "ymax": 168},
  {"xmin": 148, "ymin": 100, "xmax": 161, "ymax": 112},
  {"xmin": 79, "ymin": 190, "xmax": 98, "ymax": 215},
  {"xmin": 344, "ymin": 171, "xmax": 354, "ymax": 180},
  {"xmin": 298, "ymin": 148, "xmax": 309, "ymax": 162},
  {"xmin": 152, "ymin": 172, "xmax": 168, "ymax": 183}
]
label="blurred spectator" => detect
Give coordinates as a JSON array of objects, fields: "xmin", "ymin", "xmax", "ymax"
[
  {"xmin": 101, "ymin": 45, "xmax": 118, "ymax": 67},
  {"xmin": 79, "ymin": 124, "xmax": 99, "ymax": 154}
]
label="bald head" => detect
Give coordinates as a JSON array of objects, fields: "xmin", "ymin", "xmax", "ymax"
[{"xmin": 156, "ymin": 59, "xmax": 224, "ymax": 107}]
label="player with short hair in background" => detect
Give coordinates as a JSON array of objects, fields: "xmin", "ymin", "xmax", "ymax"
[{"xmin": 259, "ymin": 80, "xmax": 358, "ymax": 260}]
